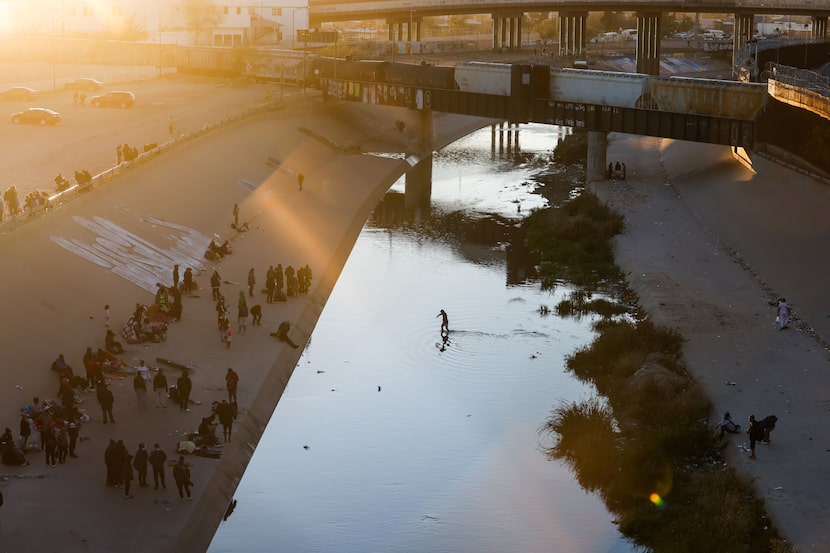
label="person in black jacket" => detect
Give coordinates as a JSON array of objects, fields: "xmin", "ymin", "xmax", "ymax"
[
  {"xmin": 748, "ymin": 415, "xmax": 765, "ymax": 460},
  {"xmin": 96, "ymin": 382, "xmax": 115, "ymax": 424},
  {"xmin": 149, "ymin": 443, "xmax": 167, "ymax": 490},
  {"xmin": 133, "ymin": 443, "xmax": 149, "ymax": 488},
  {"xmin": 177, "ymin": 371, "xmax": 192, "ymax": 412},
  {"xmin": 173, "ymin": 456, "xmax": 193, "ymax": 500}
]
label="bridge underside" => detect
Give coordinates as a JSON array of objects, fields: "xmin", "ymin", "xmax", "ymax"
[
  {"xmin": 535, "ymin": 101, "xmax": 757, "ymax": 148},
  {"xmin": 324, "ymin": 80, "xmax": 757, "ymax": 148}
]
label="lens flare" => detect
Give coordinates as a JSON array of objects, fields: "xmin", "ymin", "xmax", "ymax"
[{"xmin": 649, "ymin": 493, "xmax": 665, "ymax": 508}]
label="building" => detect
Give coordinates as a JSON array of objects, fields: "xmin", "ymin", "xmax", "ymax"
[{"xmin": 0, "ymin": 0, "xmax": 309, "ymax": 47}]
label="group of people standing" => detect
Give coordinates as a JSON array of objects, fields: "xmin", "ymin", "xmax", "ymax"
[
  {"xmin": 607, "ymin": 161, "xmax": 627, "ymax": 180},
  {"xmin": 261, "ymin": 263, "xmax": 313, "ymax": 303},
  {"xmin": 103, "ymin": 440, "xmax": 190, "ymax": 499}
]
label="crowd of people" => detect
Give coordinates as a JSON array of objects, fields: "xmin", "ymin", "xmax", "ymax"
[{"xmin": 4, "ymin": 205, "xmax": 314, "ymax": 512}]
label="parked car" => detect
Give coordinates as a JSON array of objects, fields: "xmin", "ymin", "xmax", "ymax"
[
  {"xmin": 10, "ymin": 108, "xmax": 62, "ymax": 125},
  {"xmin": 89, "ymin": 91, "xmax": 135, "ymax": 108},
  {"xmin": 0, "ymin": 86, "xmax": 38, "ymax": 101},
  {"xmin": 64, "ymin": 78, "xmax": 103, "ymax": 92}
]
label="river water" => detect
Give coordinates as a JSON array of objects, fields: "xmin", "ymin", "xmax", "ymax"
[{"xmin": 208, "ymin": 125, "xmax": 636, "ymax": 553}]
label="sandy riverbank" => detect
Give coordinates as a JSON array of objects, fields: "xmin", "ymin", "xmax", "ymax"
[{"xmin": 592, "ymin": 135, "xmax": 830, "ymax": 552}]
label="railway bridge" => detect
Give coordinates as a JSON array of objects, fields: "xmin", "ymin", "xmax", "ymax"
[{"xmin": 318, "ymin": 60, "xmax": 769, "ymax": 207}]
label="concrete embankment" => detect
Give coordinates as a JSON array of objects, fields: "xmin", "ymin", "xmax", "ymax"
[
  {"xmin": 177, "ymin": 104, "xmax": 494, "ymax": 552},
  {"xmin": 0, "ymin": 92, "xmax": 491, "ymax": 553},
  {"xmin": 593, "ymin": 134, "xmax": 830, "ymax": 552}
]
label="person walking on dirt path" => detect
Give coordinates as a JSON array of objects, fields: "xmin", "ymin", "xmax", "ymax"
[{"xmin": 297, "ymin": 173, "xmax": 304, "ymax": 191}]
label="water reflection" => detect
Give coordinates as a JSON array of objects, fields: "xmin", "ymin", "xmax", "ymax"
[{"xmin": 208, "ymin": 124, "xmax": 637, "ymax": 553}]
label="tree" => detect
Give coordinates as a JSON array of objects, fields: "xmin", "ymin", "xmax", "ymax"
[{"xmin": 182, "ymin": 0, "xmax": 224, "ymax": 45}]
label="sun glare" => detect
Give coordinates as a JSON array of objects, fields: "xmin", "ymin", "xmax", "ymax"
[
  {"xmin": 649, "ymin": 492, "xmax": 666, "ymax": 509},
  {"xmin": 0, "ymin": 2, "xmax": 13, "ymax": 35}
]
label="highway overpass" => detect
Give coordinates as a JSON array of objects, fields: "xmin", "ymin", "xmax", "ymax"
[{"xmin": 309, "ymin": 0, "xmax": 830, "ymax": 74}]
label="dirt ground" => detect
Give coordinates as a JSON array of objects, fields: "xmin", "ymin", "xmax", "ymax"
[{"xmin": 592, "ymin": 135, "xmax": 830, "ymax": 552}]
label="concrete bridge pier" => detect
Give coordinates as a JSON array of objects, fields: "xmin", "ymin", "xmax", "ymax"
[
  {"xmin": 733, "ymin": 13, "xmax": 755, "ymax": 72},
  {"xmin": 812, "ymin": 16, "xmax": 828, "ymax": 40},
  {"xmin": 587, "ymin": 131, "xmax": 608, "ymax": 183},
  {"xmin": 387, "ymin": 18, "xmax": 422, "ymax": 50},
  {"xmin": 558, "ymin": 11, "xmax": 587, "ymax": 57},
  {"xmin": 492, "ymin": 14, "xmax": 522, "ymax": 51},
  {"xmin": 491, "ymin": 123, "xmax": 520, "ymax": 157},
  {"xmin": 636, "ymin": 12, "xmax": 662, "ymax": 75},
  {"xmin": 405, "ymin": 109, "xmax": 435, "ymax": 214}
]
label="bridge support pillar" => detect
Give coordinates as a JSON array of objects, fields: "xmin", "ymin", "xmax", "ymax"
[
  {"xmin": 812, "ymin": 16, "xmax": 828, "ymax": 40},
  {"xmin": 405, "ymin": 109, "xmax": 434, "ymax": 214},
  {"xmin": 733, "ymin": 13, "xmax": 755, "ymax": 74},
  {"xmin": 492, "ymin": 122, "xmax": 520, "ymax": 156},
  {"xmin": 516, "ymin": 17, "xmax": 522, "ymax": 49},
  {"xmin": 493, "ymin": 14, "xmax": 523, "ymax": 51},
  {"xmin": 586, "ymin": 131, "xmax": 608, "ymax": 183},
  {"xmin": 636, "ymin": 12, "xmax": 662, "ymax": 75},
  {"xmin": 558, "ymin": 11, "xmax": 586, "ymax": 57}
]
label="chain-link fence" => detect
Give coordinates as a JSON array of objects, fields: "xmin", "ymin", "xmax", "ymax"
[{"xmin": 767, "ymin": 62, "xmax": 830, "ymax": 96}]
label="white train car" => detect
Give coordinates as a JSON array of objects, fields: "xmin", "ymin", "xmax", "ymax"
[
  {"xmin": 549, "ymin": 69, "xmax": 650, "ymax": 108},
  {"xmin": 454, "ymin": 62, "xmax": 516, "ymax": 96}
]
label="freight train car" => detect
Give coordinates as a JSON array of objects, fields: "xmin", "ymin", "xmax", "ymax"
[
  {"xmin": 454, "ymin": 61, "xmax": 530, "ymax": 96},
  {"xmin": 649, "ymin": 76, "xmax": 768, "ymax": 120},
  {"xmin": 549, "ymin": 68, "xmax": 653, "ymax": 109}
]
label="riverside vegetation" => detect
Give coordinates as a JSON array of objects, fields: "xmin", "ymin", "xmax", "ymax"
[{"xmin": 523, "ymin": 130, "xmax": 795, "ymax": 553}]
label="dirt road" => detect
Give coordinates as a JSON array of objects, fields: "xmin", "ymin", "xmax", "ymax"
[{"xmin": 593, "ymin": 135, "xmax": 830, "ymax": 552}]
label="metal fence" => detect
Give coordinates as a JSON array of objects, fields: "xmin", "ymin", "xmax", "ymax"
[{"xmin": 768, "ymin": 61, "xmax": 830, "ymax": 96}]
